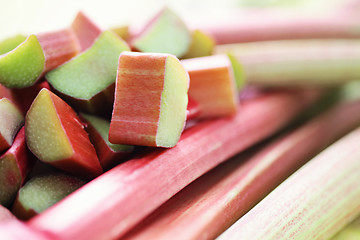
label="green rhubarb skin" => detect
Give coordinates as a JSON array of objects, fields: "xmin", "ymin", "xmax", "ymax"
[
  {"xmin": 81, "ymin": 113, "xmax": 133, "ymax": 152},
  {"xmin": 46, "ymin": 30, "xmax": 130, "ymax": 100},
  {"xmin": 0, "ymin": 35, "xmax": 45, "ymax": 88},
  {"xmin": 132, "ymin": 8, "xmax": 191, "ymax": 58},
  {"xmin": 0, "ymin": 34, "xmax": 26, "ymax": 55},
  {"xmin": 17, "ymin": 174, "xmax": 84, "ymax": 214}
]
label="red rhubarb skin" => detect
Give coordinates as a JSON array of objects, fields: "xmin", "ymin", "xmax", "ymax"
[
  {"xmin": 0, "ymin": 219, "xmax": 48, "ymax": 240},
  {"xmin": 0, "ymin": 127, "xmax": 35, "ymax": 207},
  {"xmin": 28, "ymin": 90, "xmax": 102, "ymax": 179},
  {"xmin": 71, "ymin": 11, "xmax": 102, "ymax": 51},
  {"xmin": 122, "ymin": 99, "xmax": 360, "ymax": 240},
  {"xmin": 196, "ymin": 10, "xmax": 360, "ymax": 44},
  {"xmin": 36, "ymin": 28, "xmax": 80, "ymax": 71},
  {"xmin": 109, "ymin": 53, "xmax": 167, "ymax": 147},
  {"xmin": 28, "ymin": 90, "xmax": 318, "ymax": 240},
  {"xmin": 6, "ymin": 127, "xmax": 35, "ymax": 185},
  {"xmin": 0, "ymin": 133, "xmax": 10, "ymax": 153},
  {"xmin": 186, "ymin": 96, "xmax": 201, "ymax": 120},
  {"xmin": 0, "ymin": 84, "xmax": 15, "ymax": 102},
  {"xmin": 10, "ymin": 81, "xmax": 50, "ymax": 115},
  {"xmin": 81, "ymin": 117, "xmax": 133, "ymax": 171}
]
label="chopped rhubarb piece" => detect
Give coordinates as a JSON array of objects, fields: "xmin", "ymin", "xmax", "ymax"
[
  {"xmin": 71, "ymin": 11, "xmax": 102, "ymax": 51},
  {"xmin": 46, "ymin": 30, "xmax": 130, "ymax": 115},
  {"xmin": 218, "ymin": 127, "xmax": 360, "ymax": 240},
  {"xmin": 0, "ymin": 35, "xmax": 45, "ymax": 88},
  {"xmin": 216, "ymin": 39, "xmax": 360, "ymax": 86},
  {"xmin": 0, "ymin": 98, "xmax": 23, "ymax": 152},
  {"xmin": 181, "ymin": 29, "xmax": 215, "ymax": 59},
  {"xmin": 12, "ymin": 173, "xmax": 85, "ymax": 220},
  {"xmin": 123, "ymin": 99, "xmax": 360, "ymax": 240},
  {"xmin": 0, "ymin": 128, "xmax": 34, "ymax": 207},
  {"xmin": 25, "ymin": 89, "xmax": 102, "ymax": 179},
  {"xmin": 181, "ymin": 54, "xmax": 239, "ymax": 118},
  {"xmin": 111, "ymin": 25, "xmax": 130, "ymax": 41},
  {"xmin": 80, "ymin": 113, "xmax": 134, "ymax": 170},
  {"xmin": 131, "ymin": 8, "xmax": 191, "ymax": 57},
  {"xmin": 109, "ymin": 51, "xmax": 189, "ymax": 147},
  {"xmin": 28, "ymin": 90, "xmax": 319, "ymax": 240},
  {"xmin": 0, "ymin": 29, "xmax": 79, "ymax": 89},
  {"xmin": 0, "ymin": 34, "xmax": 26, "ymax": 55},
  {"xmin": 10, "ymin": 81, "xmax": 50, "ymax": 115}
]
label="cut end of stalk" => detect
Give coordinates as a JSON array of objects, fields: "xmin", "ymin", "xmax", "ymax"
[
  {"xmin": 181, "ymin": 29, "xmax": 215, "ymax": 59},
  {"xmin": 81, "ymin": 113, "xmax": 133, "ymax": 152},
  {"xmin": 0, "ymin": 98, "xmax": 24, "ymax": 150},
  {"xmin": 0, "ymin": 34, "xmax": 27, "ymax": 55},
  {"xmin": 46, "ymin": 30, "xmax": 130, "ymax": 100},
  {"xmin": 13, "ymin": 174, "xmax": 85, "ymax": 219},
  {"xmin": 132, "ymin": 7, "xmax": 191, "ymax": 57},
  {"xmin": 25, "ymin": 89, "xmax": 73, "ymax": 162},
  {"xmin": 0, "ymin": 155, "xmax": 22, "ymax": 207},
  {"xmin": 0, "ymin": 35, "xmax": 45, "ymax": 88},
  {"xmin": 156, "ymin": 55, "xmax": 189, "ymax": 147}
]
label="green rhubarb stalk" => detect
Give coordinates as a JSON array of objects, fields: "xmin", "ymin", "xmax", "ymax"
[
  {"xmin": 215, "ymin": 39, "xmax": 360, "ymax": 86},
  {"xmin": 122, "ymin": 98, "xmax": 360, "ymax": 240},
  {"xmin": 217, "ymin": 126, "xmax": 360, "ymax": 240}
]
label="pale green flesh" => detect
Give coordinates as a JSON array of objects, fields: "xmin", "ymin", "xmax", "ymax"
[
  {"xmin": 182, "ymin": 30, "xmax": 215, "ymax": 59},
  {"xmin": 133, "ymin": 8, "xmax": 191, "ymax": 57},
  {"xmin": 0, "ymin": 34, "xmax": 26, "ymax": 55},
  {"xmin": 25, "ymin": 89, "xmax": 73, "ymax": 162},
  {"xmin": 80, "ymin": 113, "xmax": 133, "ymax": 152},
  {"xmin": 0, "ymin": 35, "xmax": 45, "ymax": 88},
  {"xmin": 156, "ymin": 56, "xmax": 188, "ymax": 147},
  {"xmin": 0, "ymin": 155, "xmax": 21, "ymax": 207},
  {"xmin": 0, "ymin": 98, "xmax": 24, "ymax": 145},
  {"xmin": 18, "ymin": 174, "xmax": 84, "ymax": 213},
  {"xmin": 227, "ymin": 53, "xmax": 246, "ymax": 91},
  {"xmin": 47, "ymin": 31, "xmax": 129, "ymax": 100}
]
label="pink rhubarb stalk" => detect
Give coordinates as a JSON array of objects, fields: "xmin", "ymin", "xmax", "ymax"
[
  {"xmin": 28, "ymin": 90, "xmax": 318, "ymax": 240},
  {"xmin": 218, "ymin": 125, "xmax": 360, "ymax": 240},
  {"xmin": 197, "ymin": 10, "xmax": 360, "ymax": 44},
  {"xmin": 122, "ymin": 99, "xmax": 360, "ymax": 240}
]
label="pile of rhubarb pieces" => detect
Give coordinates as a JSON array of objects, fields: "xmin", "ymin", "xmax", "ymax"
[{"xmin": 0, "ymin": 6, "xmax": 360, "ymax": 240}]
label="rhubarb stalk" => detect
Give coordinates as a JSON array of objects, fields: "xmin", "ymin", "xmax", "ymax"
[
  {"xmin": 216, "ymin": 39, "xmax": 360, "ymax": 86},
  {"xmin": 122, "ymin": 99, "xmax": 360, "ymax": 240},
  {"xmin": 197, "ymin": 10, "xmax": 360, "ymax": 44},
  {"xmin": 217, "ymin": 126, "xmax": 360, "ymax": 240},
  {"xmin": 28, "ymin": 90, "xmax": 318, "ymax": 240}
]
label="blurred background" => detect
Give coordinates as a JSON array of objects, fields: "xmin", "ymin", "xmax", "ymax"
[{"xmin": 0, "ymin": 0, "xmax": 354, "ymax": 40}]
